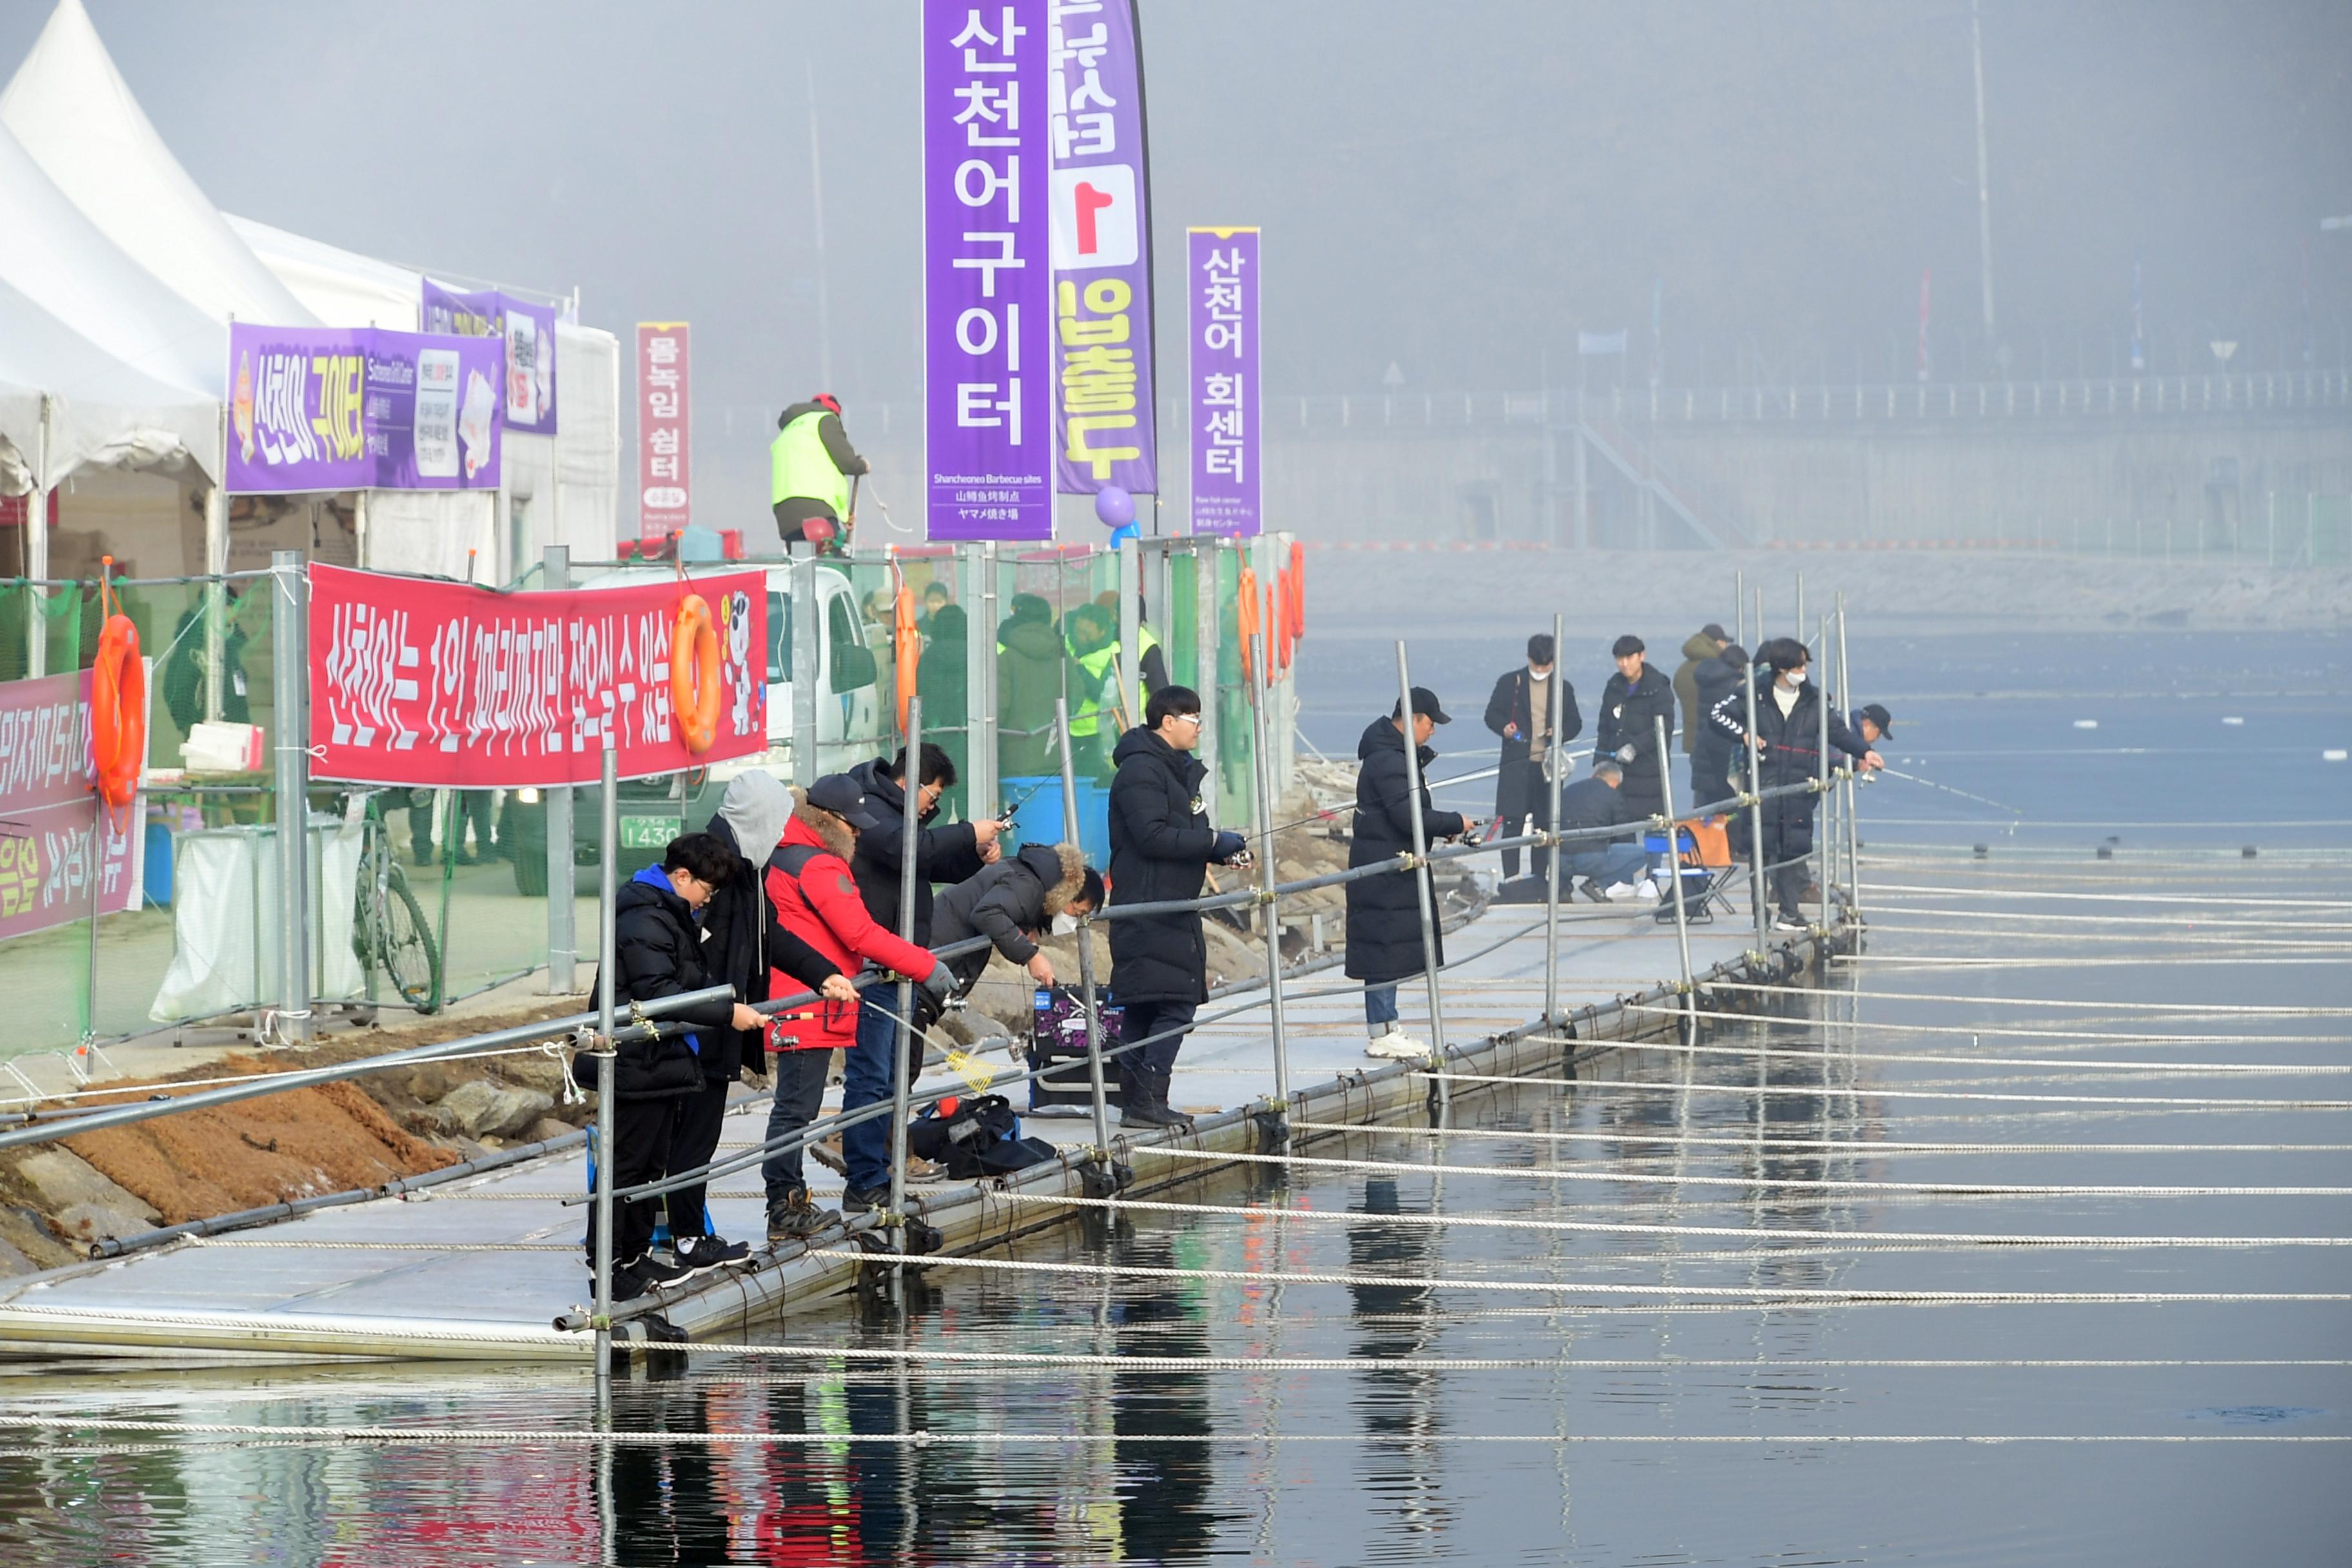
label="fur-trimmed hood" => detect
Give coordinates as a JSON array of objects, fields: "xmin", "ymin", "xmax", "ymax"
[
  {"xmin": 786, "ymin": 789, "xmax": 857, "ymax": 863},
  {"xmin": 1029, "ymin": 840, "xmax": 1089, "ymax": 918}
]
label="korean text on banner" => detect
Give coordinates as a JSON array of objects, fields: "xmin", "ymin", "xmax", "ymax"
[
  {"xmin": 1048, "ymin": 0, "xmax": 1157, "ymax": 498},
  {"xmin": 1188, "ymin": 227, "xmax": 1260, "ymax": 537},
  {"xmin": 422, "ymin": 281, "xmax": 562, "ymax": 434},
  {"xmin": 0, "ymin": 671, "xmax": 141, "ymax": 941},
  {"xmin": 924, "ymin": 0, "xmax": 1055, "ymax": 541},
  {"xmin": 308, "ymin": 564, "xmax": 767, "ymax": 788},
  {"xmin": 636, "ymin": 323, "xmax": 692, "ymax": 538},
  {"xmin": 228, "ymin": 325, "xmax": 504, "ymax": 495}
]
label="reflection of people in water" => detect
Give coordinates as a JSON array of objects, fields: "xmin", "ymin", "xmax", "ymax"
[
  {"xmin": 1108, "ymin": 1226, "xmax": 1242, "ymax": 1563},
  {"xmin": 752, "ymin": 1371, "xmax": 923, "ymax": 1563},
  {"xmin": 607, "ymin": 1384, "xmax": 732, "ymax": 1567},
  {"xmin": 1346, "ymin": 1175, "xmax": 1456, "ymax": 1532}
]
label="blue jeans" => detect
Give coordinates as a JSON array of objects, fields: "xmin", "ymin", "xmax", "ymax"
[
  {"xmin": 841, "ymin": 993, "xmax": 907, "ymax": 1193},
  {"xmin": 1565, "ymin": 844, "xmax": 1649, "ymax": 888},
  {"xmin": 1364, "ymin": 985, "xmax": 1400, "ymax": 1030}
]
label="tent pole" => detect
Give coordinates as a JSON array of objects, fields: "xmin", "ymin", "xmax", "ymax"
[{"xmin": 24, "ymin": 396, "xmax": 51, "ymax": 679}]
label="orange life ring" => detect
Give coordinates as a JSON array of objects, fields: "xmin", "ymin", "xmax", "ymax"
[
  {"xmin": 671, "ymin": 594, "xmax": 720, "ymax": 754},
  {"xmin": 894, "ymin": 583, "xmax": 921, "ymax": 736},
  {"xmin": 91, "ymin": 612, "xmax": 144, "ymax": 809}
]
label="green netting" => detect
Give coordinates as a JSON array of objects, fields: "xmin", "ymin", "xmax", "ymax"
[
  {"xmin": 0, "ymin": 579, "xmax": 83, "ymax": 686},
  {"xmin": 1211, "ymin": 543, "xmax": 1253, "ymax": 827}
]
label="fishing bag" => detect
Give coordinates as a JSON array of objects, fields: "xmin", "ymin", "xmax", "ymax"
[
  {"xmin": 906, "ymin": 1093, "xmax": 1057, "ymax": 1178},
  {"xmin": 1028, "ymin": 986, "xmax": 1124, "ymax": 1110}
]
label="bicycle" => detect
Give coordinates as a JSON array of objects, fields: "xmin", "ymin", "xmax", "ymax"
[{"xmin": 344, "ymin": 790, "xmax": 440, "ymax": 1013}]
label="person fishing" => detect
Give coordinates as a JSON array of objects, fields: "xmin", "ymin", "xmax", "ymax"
[
  {"xmin": 1482, "ymin": 632, "xmax": 1580, "ymax": 880},
  {"xmin": 1594, "ymin": 634, "xmax": 1678, "ymax": 821},
  {"xmin": 1348, "ymin": 686, "xmax": 1473, "ymax": 1060}
]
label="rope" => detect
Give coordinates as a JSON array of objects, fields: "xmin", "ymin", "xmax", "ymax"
[
  {"xmin": 1584, "ymin": 1033, "xmax": 2352, "ymax": 1078},
  {"xmin": 812, "ymin": 1250, "xmax": 2350, "ymax": 1304},
  {"xmin": 1282, "ymin": 1120, "xmax": 2352, "ymax": 1157},
  {"xmin": 1624, "ymin": 1006, "xmax": 2352, "ymax": 1047},
  {"xmin": 1856, "ymin": 903, "xmax": 2352, "ymax": 931},
  {"xmin": 187, "ymin": 1238, "xmax": 576, "ymax": 1251},
  {"xmin": 1128, "ymin": 1143, "xmax": 2352, "ymax": 1199},
  {"xmin": 1841, "ymin": 921, "xmax": 2352, "ymax": 951},
  {"xmin": 1416, "ymin": 1068, "xmax": 2352, "ymax": 1111},
  {"xmin": 1707, "ymin": 981, "xmax": 2352, "ymax": 1018}
]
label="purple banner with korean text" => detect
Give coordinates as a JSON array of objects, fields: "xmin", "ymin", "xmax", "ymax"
[
  {"xmin": 227, "ymin": 325, "xmax": 504, "ymax": 495},
  {"xmin": 422, "ymin": 280, "xmax": 561, "ymax": 434},
  {"xmin": 1048, "ymin": 0, "xmax": 1157, "ymax": 499},
  {"xmin": 924, "ymin": 0, "xmax": 1055, "ymax": 541},
  {"xmin": 1187, "ymin": 227, "xmax": 1260, "ymax": 536}
]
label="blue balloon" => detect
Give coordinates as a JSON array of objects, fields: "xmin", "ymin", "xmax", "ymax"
[
  {"xmin": 1093, "ymin": 485, "xmax": 1136, "ymax": 527},
  {"xmin": 1107, "ymin": 522, "xmax": 1141, "ymax": 548}
]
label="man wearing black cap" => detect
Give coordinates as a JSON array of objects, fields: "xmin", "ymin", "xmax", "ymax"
[
  {"xmin": 1673, "ymin": 623, "xmax": 1731, "ymax": 756},
  {"xmin": 1482, "ymin": 634, "xmax": 1580, "ymax": 880},
  {"xmin": 1851, "ymin": 703, "xmax": 1893, "ymax": 748},
  {"xmin": 1347, "ymin": 687, "xmax": 1472, "ymax": 1060},
  {"xmin": 1593, "ymin": 634, "xmax": 1678, "ymax": 820}
]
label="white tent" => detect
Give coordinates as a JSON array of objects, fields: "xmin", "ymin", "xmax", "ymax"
[
  {"xmin": 0, "ymin": 277, "xmax": 219, "ymax": 494},
  {"xmin": 228, "ymin": 215, "xmax": 425, "ymax": 333},
  {"xmin": 0, "ymin": 0, "xmax": 313, "ymax": 330}
]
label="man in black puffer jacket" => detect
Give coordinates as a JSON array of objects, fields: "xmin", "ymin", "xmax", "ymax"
[
  {"xmin": 586, "ymin": 833, "xmax": 767, "ymax": 1301},
  {"xmin": 1107, "ymin": 684, "xmax": 1248, "ymax": 1128},
  {"xmin": 1346, "ymin": 687, "xmax": 1470, "ymax": 1061},
  {"xmin": 932, "ymin": 840, "xmax": 1103, "ymax": 994},
  {"xmin": 1707, "ymin": 636, "xmax": 1881, "ymax": 928},
  {"xmin": 1593, "ymin": 634, "xmax": 1678, "ymax": 823},
  {"xmin": 1688, "ymin": 642, "xmax": 1748, "ymax": 825}
]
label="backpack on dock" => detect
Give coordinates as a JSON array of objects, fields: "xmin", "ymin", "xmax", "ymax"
[{"xmin": 906, "ymin": 1093, "xmax": 1056, "ymax": 1177}]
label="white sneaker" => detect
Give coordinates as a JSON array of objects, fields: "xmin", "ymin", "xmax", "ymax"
[
  {"xmin": 1602, "ymin": 882, "xmax": 1640, "ymax": 901},
  {"xmin": 1365, "ymin": 1030, "xmax": 1429, "ymax": 1060}
]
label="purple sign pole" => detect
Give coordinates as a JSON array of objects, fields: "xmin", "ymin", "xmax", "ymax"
[
  {"xmin": 1187, "ymin": 227, "xmax": 1260, "ymax": 537},
  {"xmin": 227, "ymin": 324, "xmax": 504, "ymax": 495},
  {"xmin": 422, "ymin": 280, "xmax": 562, "ymax": 434},
  {"xmin": 923, "ymin": 0, "xmax": 1055, "ymax": 542},
  {"xmin": 1048, "ymin": 0, "xmax": 1157, "ymax": 500}
]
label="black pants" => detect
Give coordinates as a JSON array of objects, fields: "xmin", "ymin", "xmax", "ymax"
[
  {"xmin": 1690, "ymin": 756, "xmax": 1732, "ymax": 820},
  {"xmin": 663, "ymin": 1077, "xmax": 730, "ymax": 1240},
  {"xmin": 760, "ymin": 1047, "xmax": 834, "ymax": 1200},
  {"xmin": 585, "ymin": 1093, "xmax": 679, "ymax": 1269},
  {"xmin": 1119, "ymin": 998, "xmax": 1198, "ymax": 1103},
  {"xmin": 1759, "ymin": 810, "xmax": 1818, "ymax": 919},
  {"xmin": 1495, "ymin": 758, "xmax": 1551, "ymax": 878}
]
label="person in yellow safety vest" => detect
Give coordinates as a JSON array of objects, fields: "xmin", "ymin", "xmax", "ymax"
[
  {"xmin": 1063, "ymin": 602, "xmax": 1119, "ymax": 779},
  {"xmin": 770, "ymin": 393, "xmax": 869, "ymax": 548},
  {"xmin": 1090, "ymin": 589, "xmax": 1169, "ymax": 696}
]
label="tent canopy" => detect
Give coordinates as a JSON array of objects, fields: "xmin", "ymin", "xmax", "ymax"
[
  {"xmin": 0, "ymin": 277, "xmax": 220, "ymax": 494},
  {"xmin": 225, "ymin": 215, "xmax": 424, "ymax": 332},
  {"xmin": 0, "ymin": 0, "xmax": 313, "ymax": 331}
]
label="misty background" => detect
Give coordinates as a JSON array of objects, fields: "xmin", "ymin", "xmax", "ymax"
[{"xmin": 9, "ymin": 0, "xmax": 2347, "ymax": 527}]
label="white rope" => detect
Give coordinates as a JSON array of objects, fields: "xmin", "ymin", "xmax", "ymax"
[
  {"xmin": 1841, "ymin": 956, "xmax": 2351, "ymax": 970},
  {"xmin": 188, "ymin": 1238, "xmax": 576, "ymax": 1251},
  {"xmin": 1707, "ymin": 980, "xmax": 2352, "ymax": 1018},
  {"xmin": 1862, "ymin": 882, "xmax": 2352, "ymax": 910},
  {"xmin": 1621, "ymin": 1004, "xmax": 2352, "ymax": 1046},
  {"xmin": 981, "ymin": 1187, "xmax": 2347, "ymax": 1249},
  {"xmin": 1856, "ymin": 903, "xmax": 2352, "ymax": 932},
  {"xmin": 611, "ymin": 1344, "xmax": 2352, "ymax": 1373},
  {"xmin": 818, "ymin": 1249, "xmax": 2349, "ymax": 1304},
  {"xmin": 1126, "ymin": 1143, "xmax": 2352, "ymax": 1198},
  {"xmin": 1415, "ymin": 1068, "xmax": 2352, "ymax": 1111},
  {"xmin": 1284, "ymin": 1120, "xmax": 2352, "ymax": 1157},
  {"xmin": 1579, "ymin": 1032, "xmax": 2349, "ymax": 1078},
  {"xmin": 1841, "ymin": 921, "xmax": 2352, "ymax": 951}
]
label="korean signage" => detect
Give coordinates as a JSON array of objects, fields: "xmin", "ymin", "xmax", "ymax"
[
  {"xmin": 421, "ymin": 281, "xmax": 561, "ymax": 434},
  {"xmin": 227, "ymin": 325, "xmax": 504, "ymax": 495},
  {"xmin": 0, "ymin": 670, "xmax": 142, "ymax": 941},
  {"xmin": 1187, "ymin": 227, "xmax": 1260, "ymax": 536},
  {"xmin": 636, "ymin": 323, "xmax": 692, "ymax": 538},
  {"xmin": 308, "ymin": 564, "xmax": 767, "ymax": 788},
  {"xmin": 923, "ymin": 0, "xmax": 1054, "ymax": 541},
  {"xmin": 1048, "ymin": 0, "xmax": 1157, "ymax": 498}
]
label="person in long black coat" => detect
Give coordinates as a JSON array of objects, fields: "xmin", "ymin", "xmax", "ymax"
[
  {"xmin": 1107, "ymin": 685, "xmax": 1248, "ymax": 1126},
  {"xmin": 1688, "ymin": 643, "xmax": 1747, "ymax": 823},
  {"xmin": 1592, "ymin": 633, "xmax": 1678, "ymax": 822},
  {"xmin": 1707, "ymin": 636, "xmax": 1881, "ymax": 927},
  {"xmin": 1480, "ymin": 633, "xmax": 1580, "ymax": 879},
  {"xmin": 1346, "ymin": 689, "xmax": 1469, "ymax": 1059}
]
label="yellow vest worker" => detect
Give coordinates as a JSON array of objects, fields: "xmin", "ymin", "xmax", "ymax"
[{"xmin": 770, "ymin": 394, "xmax": 869, "ymax": 546}]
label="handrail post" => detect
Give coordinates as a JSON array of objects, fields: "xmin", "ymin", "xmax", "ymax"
[
  {"xmin": 1837, "ymin": 595, "xmax": 1862, "ymax": 921},
  {"xmin": 1742, "ymin": 641, "xmax": 1769, "ymax": 954},
  {"xmin": 1055, "ymin": 698, "xmax": 1115, "ymax": 1176},
  {"xmin": 887, "ymin": 698, "xmax": 922, "ymax": 1271},
  {"xmin": 1817, "ymin": 614, "xmax": 1834, "ymax": 938},
  {"xmin": 542, "ymin": 545, "xmax": 576, "ymax": 995},
  {"xmin": 1393, "ymin": 642, "xmax": 1450, "ymax": 1112},
  {"xmin": 1541, "ymin": 611, "xmax": 1565, "ymax": 1026},
  {"xmin": 593, "ymin": 740, "xmax": 618, "ymax": 1394},
  {"xmin": 1654, "ymin": 716, "xmax": 1696, "ymax": 1034},
  {"xmin": 1246, "ymin": 631, "xmax": 1291, "ymax": 1117},
  {"xmin": 270, "ymin": 549, "xmax": 311, "ymax": 1043}
]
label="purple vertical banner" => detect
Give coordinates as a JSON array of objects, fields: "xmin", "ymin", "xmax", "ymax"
[
  {"xmin": 1187, "ymin": 227, "xmax": 1260, "ymax": 536},
  {"xmin": 1048, "ymin": 0, "xmax": 1157, "ymax": 499},
  {"xmin": 923, "ymin": 0, "xmax": 1055, "ymax": 542}
]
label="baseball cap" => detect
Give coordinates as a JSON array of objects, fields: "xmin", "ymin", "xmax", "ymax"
[
  {"xmin": 1390, "ymin": 685, "xmax": 1451, "ymax": 724},
  {"xmin": 1861, "ymin": 703, "xmax": 1894, "ymax": 736},
  {"xmin": 805, "ymin": 773, "xmax": 883, "ymax": 829}
]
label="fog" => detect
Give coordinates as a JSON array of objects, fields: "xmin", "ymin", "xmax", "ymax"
[{"xmin": 8, "ymin": 1, "xmax": 2347, "ymax": 527}]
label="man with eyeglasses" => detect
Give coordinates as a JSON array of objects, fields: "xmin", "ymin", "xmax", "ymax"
[{"xmin": 1106, "ymin": 685, "xmax": 1250, "ymax": 1128}]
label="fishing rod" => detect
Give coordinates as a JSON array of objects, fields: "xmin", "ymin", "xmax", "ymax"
[{"xmin": 1875, "ymin": 765, "xmax": 2026, "ymax": 818}]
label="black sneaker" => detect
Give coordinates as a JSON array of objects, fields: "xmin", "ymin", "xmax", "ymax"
[
  {"xmin": 1576, "ymin": 877, "xmax": 1608, "ymax": 904},
  {"xmin": 1119, "ymin": 1098, "xmax": 1190, "ymax": 1129},
  {"xmin": 673, "ymin": 1234, "xmax": 750, "ymax": 1272},
  {"xmin": 765, "ymin": 1191, "xmax": 840, "ymax": 1242},
  {"xmin": 840, "ymin": 1184, "xmax": 892, "ymax": 1215},
  {"xmin": 1772, "ymin": 914, "xmax": 1810, "ymax": 932}
]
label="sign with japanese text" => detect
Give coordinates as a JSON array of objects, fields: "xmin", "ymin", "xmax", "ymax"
[
  {"xmin": 635, "ymin": 323, "xmax": 692, "ymax": 538},
  {"xmin": 1187, "ymin": 227, "xmax": 1260, "ymax": 536},
  {"xmin": 0, "ymin": 669, "xmax": 142, "ymax": 941},
  {"xmin": 1048, "ymin": 0, "xmax": 1157, "ymax": 499},
  {"xmin": 227, "ymin": 324, "xmax": 504, "ymax": 495},
  {"xmin": 422, "ymin": 280, "xmax": 562, "ymax": 434},
  {"xmin": 307, "ymin": 564, "xmax": 767, "ymax": 788},
  {"xmin": 923, "ymin": 0, "xmax": 1055, "ymax": 540}
]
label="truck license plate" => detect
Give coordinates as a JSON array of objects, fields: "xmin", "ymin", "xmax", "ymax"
[{"xmin": 620, "ymin": 815, "xmax": 676, "ymax": 848}]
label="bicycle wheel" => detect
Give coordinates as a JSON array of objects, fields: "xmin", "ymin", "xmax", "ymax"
[{"xmin": 380, "ymin": 866, "xmax": 442, "ymax": 1014}]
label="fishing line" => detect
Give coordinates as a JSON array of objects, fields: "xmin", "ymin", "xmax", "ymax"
[
  {"xmin": 1282, "ymin": 1120, "xmax": 2352, "ymax": 1157},
  {"xmin": 1705, "ymin": 981, "xmax": 2352, "ymax": 1019}
]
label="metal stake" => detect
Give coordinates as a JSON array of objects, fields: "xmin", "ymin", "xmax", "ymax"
[
  {"xmin": 1393, "ymin": 642, "xmax": 1450, "ymax": 1110},
  {"xmin": 1654, "ymin": 716, "xmax": 1696, "ymax": 1033},
  {"xmin": 593, "ymin": 741, "xmax": 618, "ymax": 1392},
  {"xmin": 789, "ymin": 545, "xmax": 821, "ymax": 789},
  {"xmin": 1246, "ymin": 632, "xmax": 1291, "ymax": 1115},
  {"xmin": 1541, "ymin": 611, "xmax": 1565, "ymax": 1025},
  {"xmin": 1734, "ymin": 567, "xmax": 1744, "ymax": 647},
  {"xmin": 1836, "ymin": 596, "xmax": 1862, "ymax": 919},
  {"xmin": 1742, "ymin": 642, "xmax": 1769, "ymax": 952},
  {"xmin": 542, "ymin": 545, "xmax": 576, "ymax": 995},
  {"xmin": 1817, "ymin": 614, "xmax": 1834, "ymax": 937},
  {"xmin": 270, "ymin": 549, "xmax": 311, "ymax": 1043},
  {"xmin": 887, "ymin": 700, "xmax": 923, "ymax": 1271},
  {"xmin": 1055, "ymin": 698, "xmax": 1115, "ymax": 1168}
]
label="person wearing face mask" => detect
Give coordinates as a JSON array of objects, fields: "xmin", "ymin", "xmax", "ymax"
[
  {"xmin": 1592, "ymin": 634, "xmax": 1678, "ymax": 821},
  {"xmin": 1482, "ymin": 633, "xmax": 1582, "ymax": 880},
  {"xmin": 1707, "ymin": 637, "xmax": 1883, "ymax": 929}
]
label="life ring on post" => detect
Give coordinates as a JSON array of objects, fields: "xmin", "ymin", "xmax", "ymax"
[
  {"xmin": 91, "ymin": 613, "xmax": 145, "ymax": 810},
  {"xmin": 671, "ymin": 593, "xmax": 721, "ymax": 754}
]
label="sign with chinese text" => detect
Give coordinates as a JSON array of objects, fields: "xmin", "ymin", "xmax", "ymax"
[
  {"xmin": 1187, "ymin": 227, "xmax": 1260, "ymax": 536},
  {"xmin": 636, "ymin": 323, "xmax": 692, "ymax": 538},
  {"xmin": 308, "ymin": 564, "xmax": 767, "ymax": 788},
  {"xmin": 1048, "ymin": 0, "xmax": 1157, "ymax": 498},
  {"xmin": 924, "ymin": 0, "xmax": 1054, "ymax": 540},
  {"xmin": 227, "ymin": 325, "xmax": 504, "ymax": 495},
  {"xmin": 0, "ymin": 669, "xmax": 142, "ymax": 941},
  {"xmin": 422, "ymin": 280, "xmax": 562, "ymax": 434}
]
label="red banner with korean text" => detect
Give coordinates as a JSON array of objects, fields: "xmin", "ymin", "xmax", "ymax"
[
  {"xmin": 0, "ymin": 669, "xmax": 143, "ymax": 941},
  {"xmin": 308, "ymin": 564, "xmax": 767, "ymax": 787},
  {"xmin": 636, "ymin": 322, "xmax": 691, "ymax": 538}
]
